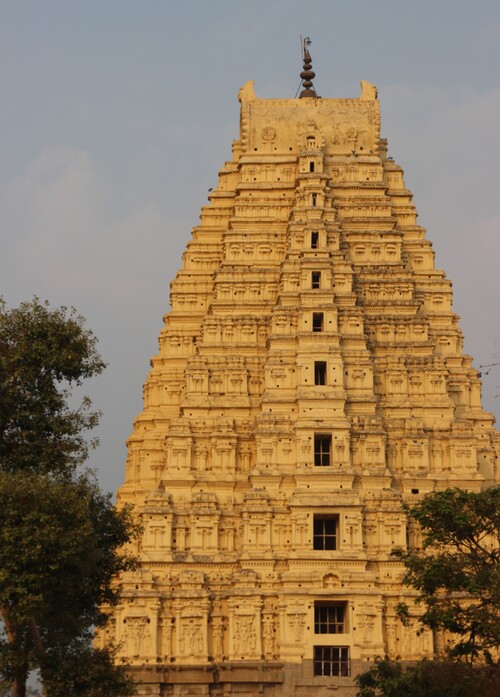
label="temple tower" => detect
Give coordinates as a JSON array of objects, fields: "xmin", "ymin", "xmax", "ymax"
[{"xmin": 103, "ymin": 51, "xmax": 500, "ymax": 696}]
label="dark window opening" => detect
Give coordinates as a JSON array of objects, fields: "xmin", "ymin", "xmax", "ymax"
[
  {"xmin": 312, "ymin": 312, "xmax": 324, "ymax": 332},
  {"xmin": 314, "ymin": 603, "xmax": 346, "ymax": 634},
  {"xmin": 314, "ymin": 434, "xmax": 331, "ymax": 466},
  {"xmin": 314, "ymin": 646, "xmax": 350, "ymax": 677},
  {"xmin": 312, "ymin": 193, "xmax": 317, "ymax": 207},
  {"xmin": 314, "ymin": 361, "xmax": 327, "ymax": 385},
  {"xmin": 310, "ymin": 161, "xmax": 315, "ymax": 172},
  {"xmin": 313, "ymin": 515, "xmax": 338, "ymax": 550},
  {"xmin": 311, "ymin": 231, "xmax": 319, "ymax": 249},
  {"xmin": 311, "ymin": 271, "xmax": 321, "ymax": 289}
]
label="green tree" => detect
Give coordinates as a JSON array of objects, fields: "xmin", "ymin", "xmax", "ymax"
[
  {"xmin": 0, "ymin": 298, "xmax": 137, "ymax": 697},
  {"xmin": 41, "ymin": 643, "xmax": 135, "ymax": 697},
  {"xmin": 394, "ymin": 487, "xmax": 500, "ymax": 661},
  {"xmin": 0, "ymin": 297, "xmax": 105, "ymax": 477},
  {"xmin": 0, "ymin": 472, "xmax": 137, "ymax": 694},
  {"xmin": 355, "ymin": 656, "xmax": 500, "ymax": 697}
]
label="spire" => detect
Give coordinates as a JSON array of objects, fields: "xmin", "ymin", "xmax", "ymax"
[{"xmin": 299, "ymin": 37, "xmax": 317, "ymax": 98}]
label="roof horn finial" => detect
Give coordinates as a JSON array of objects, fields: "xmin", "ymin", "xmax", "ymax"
[{"xmin": 299, "ymin": 37, "xmax": 317, "ymax": 98}]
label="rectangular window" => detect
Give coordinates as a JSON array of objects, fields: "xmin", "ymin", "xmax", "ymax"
[
  {"xmin": 314, "ymin": 603, "xmax": 346, "ymax": 634},
  {"xmin": 312, "ymin": 193, "xmax": 317, "ymax": 207},
  {"xmin": 314, "ymin": 361, "xmax": 326, "ymax": 385},
  {"xmin": 313, "ymin": 646, "xmax": 350, "ymax": 677},
  {"xmin": 313, "ymin": 515, "xmax": 338, "ymax": 550},
  {"xmin": 309, "ymin": 161, "xmax": 315, "ymax": 172},
  {"xmin": 312, "ymin": 312, "xmax": 324, "ymax": 332},
  {"xmin": 311, "ymin": 231, "xmax": 319, "ymax": 249},
  {"xmin": 314, "ymin": 434, "xmax": 331, "ymax": 466},
  {"xmin": 311, "ymin": 271, "xmax": 321, "ymax": 289}
]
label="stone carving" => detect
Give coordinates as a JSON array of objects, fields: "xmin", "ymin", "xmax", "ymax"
[
  {"xmin": 179, "ymin": 617, "xmax": 203, "ymax": 656},
  {"xmin": 262, "ymin": 614, "xmax": 275, "ymax": 658},
  {"xmin": 286, "ymin": 603, "xmax": 307, "ymax": 643},
  {"xmin": 233, "ymin": 615, "xmax": 256, "ymax": 655},
  {"xmin": 123, "ymin": 617, "xmax": 150, "ymax": 657},
  {"xmin": 360, "ymin": 80, "xmax": 378, "ymax": 100},
  {"xmin": 357, "ymin": 609, "xmax": 376, "ymax": 645},
  {"xmin": 161, "ymin": 613, "xmax": 173, "ymax": 659},
  {"xmin": 212, "ymin": 616, "xmax": 225, "ymax": 659},
  {"xmin": 109, "ymin": 72, "xmax": 499, "ymax": 697},
  {"xmin": 323, "ymin": 573, "xmax": 341, "ymax": 589},
  {"xmin": 261, "ymin": 126, "xmax": 276, "ymax": 142}
]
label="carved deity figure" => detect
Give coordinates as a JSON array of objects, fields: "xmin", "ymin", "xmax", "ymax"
[
  {"xmin": 212, "ymin": 618, "xmax": 224, "ymax": 659},
  {"xmin": 180, "ymin": 618, "xmax": 203, "ymax": 656},
  {"xmin": 288, "ymin": 613, "xmax": 306, "ymax": 643},
  {"xmin": 262, "ymin": 615, "xmax": 274, "ymax": 657},
  {"xmin": 125, "ymin": 618, "xmax": 147, "ymax": 656},
  {"xmin": 233, "ymin": 615, "xmax": 255, "ymax": 655}
]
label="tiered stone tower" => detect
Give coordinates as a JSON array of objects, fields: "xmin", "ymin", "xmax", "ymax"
[{"xmin": 104, "ymin": 52, "xmax": 500, "ymax": 697}]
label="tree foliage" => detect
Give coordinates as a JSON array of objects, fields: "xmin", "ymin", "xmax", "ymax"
[
  {"xmin": 0, "ymin": 471, "xmax": 138, "ymax": 696},
  {"xmin": 0, "ymin": 297, "xmax": 105, "ymax": 476},
  {"xmin": 393, "ymin": 487, "xmax": 500, "ymax": 661},
  {"xmin": 0, "ymin": 471, "xmax": 136, "ymax": 633},
  {"xmin": 0, "ymin": 298, "xmax": 137, "ymax": 697},
  {"xmin": 356, "ymin": 656, "xmax": 500, "ymax": 697},
  {"xmin": 41, "ymin": 643, "xmax": 135, "ymax": 697}
]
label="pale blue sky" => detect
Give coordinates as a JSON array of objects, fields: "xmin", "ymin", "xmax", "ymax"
[{"xmin": 1, "ymin": 1, "xmax": 499, "ymax": 493}]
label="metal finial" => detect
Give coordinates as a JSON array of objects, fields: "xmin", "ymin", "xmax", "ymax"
[{"xmin": 299, "ymin": 37, "xmax": 317, "ymax": 98}]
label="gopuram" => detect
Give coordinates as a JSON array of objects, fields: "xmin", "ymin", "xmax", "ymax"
[{"xmin": 101, "ymin": 48, "xmax": 500, "ymax": 696}]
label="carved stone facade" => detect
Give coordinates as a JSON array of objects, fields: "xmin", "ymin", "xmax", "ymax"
[{"xmin": 103, "ymin": 78, "xmax": 500, "ymax": 696}]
